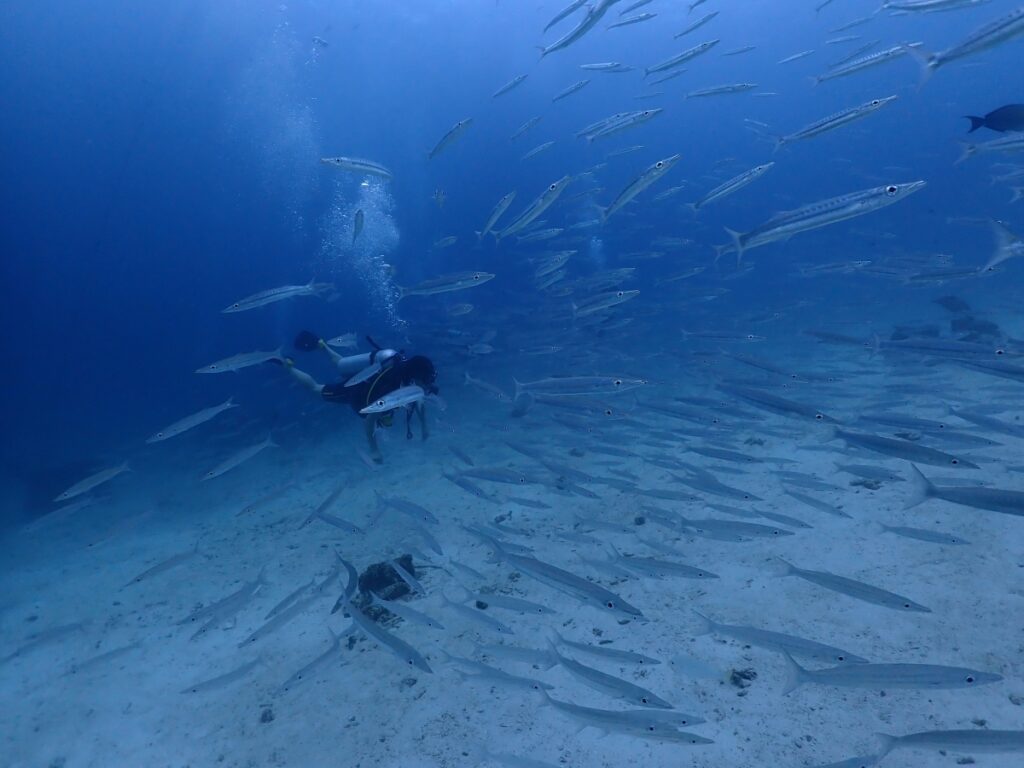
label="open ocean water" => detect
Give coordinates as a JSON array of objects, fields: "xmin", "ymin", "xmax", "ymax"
[{"xmin": 2, "ymin": 1, "xmax": 1023, "ymax": 766}]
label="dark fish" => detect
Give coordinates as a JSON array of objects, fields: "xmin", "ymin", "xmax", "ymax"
[{"xmin": 965, "ymin": 104, "xmax": 1024, "ymax": 133}]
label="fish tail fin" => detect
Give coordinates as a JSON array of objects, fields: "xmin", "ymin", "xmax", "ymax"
[
  {"xmin": 684, "ymin": 202, "xmax": 699, "ymax": 216},
  {"xmin": 771, "ymin": 135, "xmax": 785, "ymax": 154},
  {"xmin": 874, "ymin": 733, "xmax": 897, "ymax": 757},
  {"xmin": 955, "ymin": 141, "xmax": 976, "ymax": 165},
  {"xmin": 1010, "ymin": 187, "xmax": 1024, "ymax": 204},
  {"xmin": 226, "ymin": 396, "xmax": 238, "ymax": 408},
  {"xmin": 781, "ymin": 651, "xmax": 806, "ymax": 695},
  {"xmin": 691, "ymin": 610, "xmax": 714, "ymax": 636},
  {"xmin": 904, "ymin": 463, "xmax": 935, "ymax": 509},
  {"xmin": 724, "ymin": 227, "xmax": 745, "ymax": 265},
  {"xmin": 266, "ymin": 433, "xmax": 278, "ymax": 449},
  {"xmin": 474, "ymin": 230, "xmax": 483, "ymax": 242},
  {"xmin": 512, "ymin": 377, "xmax": 524, "ymax": 400},
  {"xmin": 773, "ymin": 557, "xmax": 797, "ymax": 577},
  {"xmin": 965, "ymin": 116, "xmax": 985, "ymax": 133},
  {"xmin": 903, "ymin": 44, "xmax": 935, "ymax": 89},
  {"xmin": 395, "ymin": 285, "xmax": 408, "ymax": 301}
]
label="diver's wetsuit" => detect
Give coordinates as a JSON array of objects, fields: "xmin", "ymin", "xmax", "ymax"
[
  {"xmin": 276, "ymin": 339, "xmax": 438, "ymax": 463},
  {"xmin": 321, "ymin": 355, "xmax": 438, "ymax": 415}
]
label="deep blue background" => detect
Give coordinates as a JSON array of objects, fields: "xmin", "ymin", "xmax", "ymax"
[{"xmin": 2, "ymin": 0, "xmax": 1021, "ymax": 515}]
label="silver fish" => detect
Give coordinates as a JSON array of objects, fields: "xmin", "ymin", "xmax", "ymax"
[
  {"xmin": 493, "ymin": 74, "xmax": 528, "ymax": 98},
  {"xmin": 906, "ymin": 463, "xmax": 1024, "ymax": 516},
  {"xmin": 602, "ymin": 154, "xmax": 681, "ymax": 220},
  {"xmin": 543, "ymin": 0, "xmax": 587, "ymax": 33},
  {"xmin": 775, "ymin": 96, "xmax": 898, "ymax": 151},
  {"xmin": 124, "ymin": 545, "xmax": 197, "ymax": 588},
  {"xmin": 510, "ymin": 116, "xmax": 541, "ymax": 140},
  {"xmin": 341, "ymin": 595, "xmax": 433, "ymax": 673},
  {"xmin": 832, "ymin": 427, "xmax": 979, "ymax": 469},
  {"xmin": 687, "ymin": 162, "xmax": 774, "ymax": 213},
  {"xmin": 486, "ymin": 536, "xmax": 644, "ymax": 619},
  {"xmin": 607, "ymin": 12, "xmax": 656, "ymax": 30},
  {"xmin": 783, "ymin": 653, "xmax": 1001, "ymax": 694},
  {"xmin": 814, "ymin": 44, "xmax": 920, "ymax": 85},
  {"xmin": 694, "ymin": 611, "xmax": 867, "ymax": 664},
  {"xmin": 778, "ymin": 558, "xmax": 931, "ymax": 612},
  {"xmin": 320, "ymin": 156, "xmax": 392, "ymax": 180},
  {"xmin": 201, "ymin": 436, "xmax": 276, "ymax": 480},
  {"xmin": 876, "ymin": 729, "xmax": 1024, "ymax": 757},
  {"xmin": 195, "ymin": 347, "xmax": 283, "ymax": 374},
  {"xmin": 911, "ymin": 7, "xmax": 1024, "ymax": 82},
  {"xmin": 645, "ymin": 39, "xmax": 719, "ymax": 75},
  {"xmin": 514, "ymin": 375, "xmax": 645, "ymax": 399},
  {"xmin": 521, "ymin": 141, "xmax": 556, "ymax": 161},
  {"xmin": 275, "ymin": 631, "xmax": 347, "ymax": 695},
  {"xmin": 222, "ymin": 281, "xmax": 332, "ymax": 313},
  {"xmin": 54, "ymin": 462, "xmax": 129, "ymax": 502},
  {"xmin": 180, "ymin": 658, "xmax": 261, "ymax": 694},
  {"xmin": 477, "ymin": 191, "xmax": 517, "ymax": 241},
  {"xmin": 370, "ymin": 594, "xmax": 445, "ymax": 630},
  {"xmin": 674, "ymin": 12, "xmax": 718, "ymax": 39},
  {"xmin": 427, "ymin": 118, "xmax": 473, "ymax": 160},
  {"xmin": 352, "ymin": 209, "xmax": 364, "ymax": 244},
  {"xmin": 359, "ymin": 385, "xmax": 426, "ymax": 415},
  {"xmin": 879, "ymin": 523, "xmax": 969, "ymax": 546},
  {"xmin": 723, "ymin": 181, "xmax": 926, "ymax": 261},
  {"xmin": 553, "ymin": 629, "xmax": 660, "ymax": 665},
  {"xmin": 540, "ymin": 0, "xmax": 621, "ymax": 57},
  {"xmin": 494, "ymin": 176, "xmax": 572, "ymax": 242},
  {"xmin": 552, "ymin": 79, "xmax": 590, "ymax": 102},
  {"xmin": 147, "ymin": 398, "xmax": 238, "ymax": 443},
  {"xmin": 686, "ymin": 83, "xmax": 758, "ymax": 98},
  {"xmin": 541, "ymin": 693, "xmax": 712, "ymax": 744},
  {"xmin": 549, "ymin": 644, "xmax": 673, "ymax": 708},
  {"xmin": 398, "ymin": 271, "xmax": 495, "ymax": 299}
]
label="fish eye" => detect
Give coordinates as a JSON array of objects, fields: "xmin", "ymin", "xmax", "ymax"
[
  {"xmin": 604, "ymin": 409, "xmax": 612, "ymax": 416},
  {"xmin": 642, "ymin": 111, "xmax": 651, "ymax": 116},
  {"xmin": 995, "ymin": 348, "xmax": 1005, "ymax": 355},
  {"xmin": 606, "ymin": 601, "xmax": 615, "ymax": 608},
  {"xmin": 886, "ymin": 185, "xmax": 898, "ymax": 195},
  {"xmin": 951, "ymin": 458, "xmax": 959, "ymax": 465},
  {"xmin": 613, "ymin": 379, "xmax": 622, "ymax": 386},
  {"xmin": 549, "ymin": 183, "xmax": 557, "ymax": 190},
  {"xmin": 641, "ymin": 697, "xmax": 649, "ymax": 704},
  {"xmin": 656, "ymin": 161, "xmax": 664, "ymax": 168},
  {"xmin": 966, "ymin": 675, "xmax": 975, "ymax": 683},
  {"xmin": 233, "ymin": 303, "xmax": 239, "ymax": 308},
  {"xmin": 377, "ymin": 400, "xmax": 385, "ymax": 407},
  {"xmin": 871, "ymin": 100, "xmax": 880, "ymax": 105},
  {"xmin": 837, "ymin": 655, "xmax": 846, "ymax": 662},
  {"xmin": 903, "ymin": 602, "xmax": 911, "ymax": 608},
  {"xmin": 617, "ymin": 291, "xmax": 624, "ymax": 296},
  {"xmin": 815, "ymin": 413, "xmax": 824, "ymax": 420}
]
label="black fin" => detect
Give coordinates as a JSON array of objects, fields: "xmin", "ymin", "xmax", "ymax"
[
  {"xmin": 294, "ymin": 330, "xmax": 320, "ymax": 351},
  {"xmin": 965, "ymin": 116, "xmax": 985, "ymax": 133}
]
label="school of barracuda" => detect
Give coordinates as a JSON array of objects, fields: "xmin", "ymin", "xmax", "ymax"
[{"xmin": 8, "ymin": 1, "xmax": 1024, "ymax": 767}]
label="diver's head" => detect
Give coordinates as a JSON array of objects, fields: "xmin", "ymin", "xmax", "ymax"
[{"xmin": 404, "ymin": 355, "xmax": 438, "ymax": 394}]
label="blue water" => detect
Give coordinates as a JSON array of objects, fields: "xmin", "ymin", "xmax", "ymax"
[{"xmin": 2, "ymin": 0, "xmax": 1023, "ymax": 764}]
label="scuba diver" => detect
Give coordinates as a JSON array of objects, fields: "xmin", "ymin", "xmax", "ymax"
[{"xmin": 273, "ymin": 331, "xmax": 438, "ymax": 463}]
